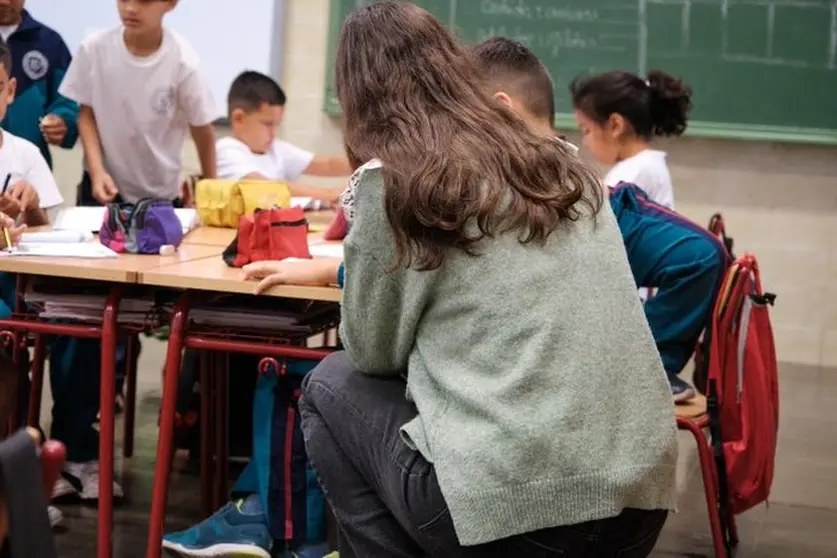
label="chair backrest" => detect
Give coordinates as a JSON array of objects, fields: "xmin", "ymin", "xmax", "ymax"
[
  {"xmin": 708, "ymin": 213, "xmax": 735, "ymax": 259},
  {"xmin": 0, "ymin": 430, "xmax": 64, "ymax": 558}
]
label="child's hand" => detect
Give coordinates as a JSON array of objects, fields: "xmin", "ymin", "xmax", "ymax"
[
  {"xmin": 92, "ymin": 173, "xmax": 118, "ymax": 204},
  {"xmin": 243, "ymin": 257, "xmax": 342, "ymax": 294},
  {"xmin": 40, "ymin": 114, "xmax": 68, "ymax": 145},
  {"xmin": 180, "ymin": 176, "xmax": 197, "ymax": 208},
  {"xmin": 0, "ymin": 211, "xmax": 26, "ymax": 248},
  {"xmin": 7, "ymin": 180, "xmax": 40, "ymax": 212},
  {"xmin": 0, "ymin": 197, "xmax": 22, "ymax": 219}
]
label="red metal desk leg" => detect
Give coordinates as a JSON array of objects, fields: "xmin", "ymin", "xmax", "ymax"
[
  {"xmin": 146, "ymin": 295, "xmax": 190, "ymax": 558},
  {"xmin": 199, "ymin": 350, "xmax": 215, "ymax": 517},
  {"xmin": 213, "ymin": 351, "xmax": 229, "ymax": 509},
  {"xmin": 27, "ymin": 333, "xmax": 46, "ymax": 427},
  {"xmin": 98, "ymin": 288, "xmax": 121, "ymax": 558},
  {"xmin": 123, "ymin": 335, "xmax": 138, "ymax": 458}
]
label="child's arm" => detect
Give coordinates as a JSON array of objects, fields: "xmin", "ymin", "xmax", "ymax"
[
  {"xmin": 6, "ymin": 144, "xmax": 65, "ymax": 227},
  {"xmin": 77, "ymin": 106, "xmax": 117, "ymax": 202},
  {"xmin": 190, "ymin": 124, "xmax": 217, "ymax": 179},
  {"xmin": 58, "ymin": 42, "xmax": 117, "ymax": 202},
  {"xmin": 287, "ymin": 183, "xmax": 343, "ymax": 204},
  {"xmin": 41, "ymin": 37, "xmax": 79, "ymax": 149},
  {"xmin": 304, "ymin": 155, "xmax": 353, "ymax": 177},
  {"xmin": 180, "ymin": 68, "xmax": 220, "ymax": 180}
]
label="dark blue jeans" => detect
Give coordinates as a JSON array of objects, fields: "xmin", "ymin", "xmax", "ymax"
[
  {"xmin": 299, "ymin": 352, "xmax": 668, "ymax": 558},
  {"xmin": 49, "ymin": 336, "xmax": 139, "ymax": 463}
]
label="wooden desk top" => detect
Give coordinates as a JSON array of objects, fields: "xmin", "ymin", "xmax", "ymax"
[
  {"xmin": 0, "ymin": 243, "xmax": 222, "ymax": 283},
  {"xmin": 181, "ymin": 227, "xmax": 237, "ymax": 247},
  {"xmin": 139, "ymin": 257, "xmax": 342, "ymax": 302}
]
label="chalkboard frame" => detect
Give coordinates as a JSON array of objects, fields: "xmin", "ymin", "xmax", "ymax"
[{"xmin": 322, "ymin": 0, "xmax": 837, "ymax": 146}]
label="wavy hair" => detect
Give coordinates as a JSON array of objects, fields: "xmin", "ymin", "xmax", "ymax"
[{"xmin": 336, "ymin": 2, "xmax": 603, "ymax": 270}]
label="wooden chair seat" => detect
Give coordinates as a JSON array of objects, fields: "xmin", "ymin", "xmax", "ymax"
[{"xmin": 675, "ymin": 393, "xmax": 707, "ymax": 419}]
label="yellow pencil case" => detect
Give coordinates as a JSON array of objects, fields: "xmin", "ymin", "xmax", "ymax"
[{"xmin": 195, "ymin": 180, "xmax": 292, "ymax": 228}]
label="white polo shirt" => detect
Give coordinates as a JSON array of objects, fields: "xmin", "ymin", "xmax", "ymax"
[
  {"xmin": 59, "ymin": 26, "xmax": 220, "ymax": 203},
  {"xmin": 0, "ymin": 129, "xmax": 62, "ymax": 209}
]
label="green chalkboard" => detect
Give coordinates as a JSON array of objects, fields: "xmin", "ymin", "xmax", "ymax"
[{"xmin": 325, "ymin": 0, "xmax": 837, "ymax": 144}]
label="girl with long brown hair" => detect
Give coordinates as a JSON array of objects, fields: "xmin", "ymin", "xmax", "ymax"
[{"xmin": 291, "ymin": 3, "xmax": 678, "ymax": 557}]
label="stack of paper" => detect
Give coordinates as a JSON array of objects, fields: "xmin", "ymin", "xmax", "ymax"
[
  {"xmin": 308, "ymin": 243, "xmax": 344, "ymax": 259},
  {"xmin": 188, "ymin": 296, "xmax": 339, "ymax": 333},
  {"xmin": 0, "ymin": 231, "xmax": 118, "ymax": 259},
  {"xmin": 25, "ymin": 288, "xmax": 157, "ymax": 324}
]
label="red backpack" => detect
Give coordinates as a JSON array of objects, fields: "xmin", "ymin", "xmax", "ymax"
[{"xmin": 704, "ymin": 253, "xmax": 779, "ymax": 515}]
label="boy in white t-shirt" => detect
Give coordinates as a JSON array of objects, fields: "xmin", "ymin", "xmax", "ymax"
[
  {"xmin": 48, "ymin": 0, "xmax": 218, "ymax": 506},
  {"xmin": 217, "ymin": 71, "xmax": 352, "ymax": 202},
  {"xmin": 59, "ymin": 0, "xmax": 218, "ymax": 204},
  {"xmin": 570, "ymin": 69, "xmax": 693, "ymax": 209}
]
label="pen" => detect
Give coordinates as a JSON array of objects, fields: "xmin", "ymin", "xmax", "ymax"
[{"xmin": 1, "ymin": 174, "xmax": 10, "ymax": 195}]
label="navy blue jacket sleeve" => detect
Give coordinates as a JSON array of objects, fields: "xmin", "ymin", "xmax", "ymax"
[{"xmin": 46, "ymin": 35, "xmax": 78, "ymax": 149}]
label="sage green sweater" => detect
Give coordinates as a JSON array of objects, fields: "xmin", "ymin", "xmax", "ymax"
[{"xmin": 339, "ymin": 163, "xmax": 678, "ymax": 546}]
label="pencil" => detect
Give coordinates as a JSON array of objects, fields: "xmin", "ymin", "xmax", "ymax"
[
  {"xmin": 2, "ymin": 228, "xmax": 12, "ymax": 252},
  {"xmin": 1, "ymin": 174, "xmax": 10, "ymax": 195}
]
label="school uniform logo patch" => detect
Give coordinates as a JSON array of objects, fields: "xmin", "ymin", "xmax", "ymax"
[
  {"xmin": 22, "ymin": 50, "xmax": 49, "ymax": 80},
  {"xmin": 151, "ymin": 86, "xmax": 176, "ymax": 116}
]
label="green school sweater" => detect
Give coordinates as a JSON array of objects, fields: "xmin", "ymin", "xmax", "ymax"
[{"xmin": 339, "ymin": 163, "xmax": 678, "ymax": 546}]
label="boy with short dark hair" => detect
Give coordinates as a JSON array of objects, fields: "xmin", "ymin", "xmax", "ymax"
[
  {"xmin": 218, "ymin": 70, "xmax": 352, "ymax": 203},
  {"xmin": 48, "ymin": 0, "xmax": 219, "ymax": 504},
  {"xmin": 0, "ymin": 0, "xmax": 79, "ymax": 168},
  {"xmin": 472, "ymin": 37, "xmax": 728, "ymax": 402}
]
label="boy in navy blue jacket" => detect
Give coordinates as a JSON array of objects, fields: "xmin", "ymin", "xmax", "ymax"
[
  {"xmin": 0, "ymin": 2, "xmax": 78, "ymax": 167},
  {"xmin": 471, "ymin": 37, "xmax": 730, "ymax": 402}
]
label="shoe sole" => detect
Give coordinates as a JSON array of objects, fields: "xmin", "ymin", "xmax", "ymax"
[{"xmin": 162, "ymin": 541, "xmax": 270, "ymax": 558}]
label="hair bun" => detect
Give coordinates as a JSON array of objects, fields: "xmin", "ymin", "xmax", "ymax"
[{"xmin": 646, "ymin": 70, "xmax": 692, "ymax": 137}]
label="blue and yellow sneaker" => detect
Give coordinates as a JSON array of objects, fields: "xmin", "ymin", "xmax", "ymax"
[{"xmin": 162, "ymin": 497, "xmax": 272, "ymax": 558}]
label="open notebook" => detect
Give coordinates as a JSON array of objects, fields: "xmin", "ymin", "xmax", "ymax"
[
  {"xmin": 0, "ymin": 231, "xmax": 118, "ymax": 259},
  {"xmin": 52, "ymin": 206, "xmax": 199, "ymax": 234}
]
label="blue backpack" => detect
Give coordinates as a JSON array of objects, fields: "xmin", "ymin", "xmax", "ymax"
[{"xmin": 252, "ymin": 359, "xmax": 326, "ymax": 546}]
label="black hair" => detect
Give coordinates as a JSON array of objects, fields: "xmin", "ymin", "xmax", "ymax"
[
  {"xmin": 471, "ymin": 37, "xmax": 555, "ymax": 126},
  {"xmin": 0, "ymin": 39, "xmax": 11, "ymax": 75},
  {"xmin": 227, "ymin": 70, "xmax": 286, "ymax": 115},
  {"xmin": 570, "ymin": 69, "xmax": 692, "ymax": 139}
]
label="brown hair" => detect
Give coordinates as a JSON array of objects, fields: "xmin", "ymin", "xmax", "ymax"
[
  {"xmin": 472, "ymin": 37, "xmax": 555, "ymax": 127},
  {"xmin": 570, "ymin": 70, "xmax": 693, "ymax": 139},
  {"xmin": 336, "ymin": 2, "xmax": 602, "ymax": 271}
]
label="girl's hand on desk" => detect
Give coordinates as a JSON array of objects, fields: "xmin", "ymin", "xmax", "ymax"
[{"xmin": 243, "ymin": 258, "xmax": 342, "ymax": 294}]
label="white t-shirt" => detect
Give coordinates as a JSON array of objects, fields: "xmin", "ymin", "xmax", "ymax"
[
  {"xmin": 59, "ymin": 27, "xmax": 220, "ymax": 203},
  {"xmin": 216, "ymin": 137, "xmax": 314, "ymax": 181},
  {"xmin": 0, "ymin": 25, "xmax": 18, "ymax": 42},
  {"xmin": 0, "ymin": 130, "xmax": 63, "ymax": 209},
  {"xmin": 604, "ymin": 149, "xmax": 674, "ymax": 208}
]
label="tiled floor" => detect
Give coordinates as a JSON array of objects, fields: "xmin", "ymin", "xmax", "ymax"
[{"xmin": 39, "ymin": 337, "xmax": 837, "ymax": 557}]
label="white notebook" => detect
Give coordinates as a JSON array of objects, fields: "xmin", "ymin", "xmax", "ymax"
[
  {"xmin": 0, "ymin": 231, "xmax": 119, "ymax": 259},
  {"xmin": 53, "ymin": 206, "xmax": 199, "ymax": 234}
]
